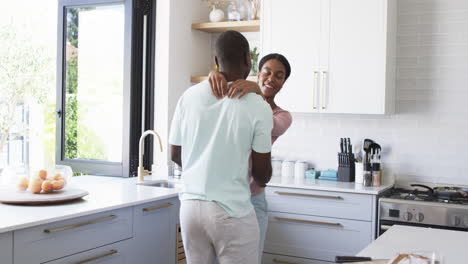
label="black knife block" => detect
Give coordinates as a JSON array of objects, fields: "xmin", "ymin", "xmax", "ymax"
[{"xmin": 338, "ymin": 153, "xmax": 355, "ymax": 182}]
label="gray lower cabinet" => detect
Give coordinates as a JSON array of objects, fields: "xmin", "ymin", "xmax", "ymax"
[
  {"xmin": 265, "ymin": 212, "xmax": 371, "ymax": 262},
  {"xmin": 14, "ymin": 207, "xmax": 133, "ymax": 264},
  {"xmin": 265, "ymin": 187, "xmax": 376, "ymax": 263},
  {"xmin": 131, "ymin": 198, "xmax": 180, "ymax": 264},
  {"xmin": 44, "ymin": 238, "xmax": 132, "ymax": 264},
  {"xmin": 263, "ymin": 253, "xmax": 333, "ymax": 264},
  {"xmin": 0, "ymin": 232, "xmax": 13, "ymax": 264}
]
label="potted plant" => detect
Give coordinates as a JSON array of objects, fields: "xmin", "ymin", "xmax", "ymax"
[{"xmin": 250, "ymin": 47, "xmax": 259, "ymax": 75}]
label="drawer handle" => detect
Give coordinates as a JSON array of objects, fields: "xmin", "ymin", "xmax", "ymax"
[
  {"xmin": 274, "ymin": 191, "xmax": 342, "ymax": 200},
  {"xmin": 72, "ymin": 249, "xmax": 118, "ymax": 264},
  {"xmin": 273, "ymin": 258, "xmax": 301, "ymax": 264},
  {"xmin": 44, "ymin": 215, "xmax": 117, "ymax": 233},
  {"xmin": 143, "ymin": 202, "xmax": 174, "ymax": 212},
  {"xmin": 274, "ymin": 216, "xmax": 342, "ymax": 227}
]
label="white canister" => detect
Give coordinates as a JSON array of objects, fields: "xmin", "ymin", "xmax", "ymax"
[
  {"xmin": 281, "ymin": 160, "xmax": 295, "ymax": 183},
  {"xmin": 294, "ymin": 161, "xmax": 308, "ymax": 184},
  {"xmin": 355, "ymin": 162, "xmax": 364, "ymax": 184},
  {"xmin": 271, "ymin": 158, "xmax": 282, "ymax": 178}
]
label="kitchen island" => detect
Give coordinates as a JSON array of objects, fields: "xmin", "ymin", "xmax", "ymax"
[
  {"xmin": 0, "ymin": 175, "xmax": 179, "ymax": 233},
  {"xmin": 0, "ymin": 175, "xmax": 180, "ymax": 264},
  {"xmin": 358, "ymin": 225, "xmax": 468, "ymax": 264}
]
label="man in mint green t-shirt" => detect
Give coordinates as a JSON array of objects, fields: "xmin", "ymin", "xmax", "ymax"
[{"xmin": 169, "ymin": 31, "xmax": 273, "ymax": 264}]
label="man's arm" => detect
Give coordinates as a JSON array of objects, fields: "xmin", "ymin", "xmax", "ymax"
[
  {"xmin": 251, "ymin": 150, "xmax": 272, "ymax": 187},
  {"xmin": 170, "ymin": 145, "xmax": 182, "ymax": 168}
]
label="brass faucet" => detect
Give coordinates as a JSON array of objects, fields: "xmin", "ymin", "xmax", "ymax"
[{"xmin": 138, "ymin": 130, "xmax": 163, "ymax": 183}]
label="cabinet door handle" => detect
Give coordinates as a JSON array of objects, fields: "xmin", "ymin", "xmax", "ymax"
[
  {"xmin": 313, "ymin": 71, "xmax": 319, "ymax": 109},
  {"xmin": 273, "ymin": 258, "xmax": 301, "ymax": 264},
  {"xmin": 274, "ymin": 191, "xmax": 342, "ymax": 200},
  {"xmin": 71, "ymin": 249, "xmax": 118, "ymax": 264},
  {"xmin": 44, "ymin": 215, "xmax": 117, "ymax": 233},
  {"xmin": 274, "ymin": 216, "xmax": 342, "ymax": 227},
  {"xmin": 321, "ymin": 71, "xmax": 328, "ymax": 110},
  {"xmin": 143, "ymin": 202, "xmax": 174, "ymax": 212}
]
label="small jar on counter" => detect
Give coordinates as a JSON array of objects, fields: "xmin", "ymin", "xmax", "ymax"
[
  {"xmin": 271, "ymin": 158, "xmax": 283, "ymax": 178},
  {"xmin": 281, "ymin": 160, "xmax": 295, "ymax": 184},
  {"xmin": 294, "ymin": 160, "xmax": 308, "ymax": 184},
  {"xmin": 363, "ymin": 163, "xmax": 373, "ymax": 187}
]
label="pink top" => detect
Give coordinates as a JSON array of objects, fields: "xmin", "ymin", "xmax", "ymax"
[{"xmin": 250, "ymin": 106, "xmax": 292, "ymax": 196}]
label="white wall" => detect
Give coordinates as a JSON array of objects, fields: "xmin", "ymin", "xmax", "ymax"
[
  {"xmin": 273, "ymin": 0, "xmax": 468, "ymax": 185},
  {"xmin": 153, "ymin": 0, "xmax": 209, "ymax": 175}
]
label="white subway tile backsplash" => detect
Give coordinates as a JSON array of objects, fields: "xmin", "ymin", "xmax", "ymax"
[
  {"xmin": 419, "ymin": 34, "xmax": 465, "ymax": 46},
  {"xmin": 397, "ymin": 45, "xmax": 437, "ymax": 57},
  {"xmin": 419, "ymin": 12, "xmax": 468, "ymax": 23},
  {"xmin": 397, "ymin": 68, "xmax": 439, "ymax": 78},
  {"xmin": 398, "ymin": 24, "xmax": 438, "ymax": 35},
  {"xmin": 438, "ymin": 23, "xmax": 468, "ymax": 33},
  {"xmin": 419, "ymin": 56, "xmax": 468, "ymax": 66},
  {"xmin": 396, "ymin": 89, "xmax": 438, "ymax": 101},
  {"xmin": 398, "ymin": 35, "xmax": 420, "ymax": 46},
  {"xmin": 397, "ymin": 57, "xmax": 419, "ymax": 67},
  {"xmin": 398, "ymin": 14, "xmax": 419, "ymax": 25}
]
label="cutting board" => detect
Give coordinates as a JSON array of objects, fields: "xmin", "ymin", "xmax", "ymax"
[{"xmin": 0, "ymin": 188, "xmax": 89, "ymax": 205}]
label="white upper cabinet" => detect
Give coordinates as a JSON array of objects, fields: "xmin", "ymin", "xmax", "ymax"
[
  {"xmin": 262, "ymin": 0, "xmax": 322, "ymax": 113},
  {"xmin": 262, "ymin": 0, "xmax": 396, "ymax": 114}
]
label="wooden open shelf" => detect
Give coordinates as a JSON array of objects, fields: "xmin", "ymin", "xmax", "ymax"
[
  {"xmin": 191, "ymin": 75, "xmax": 258, "ymax": 83},
  {"xmin": 192, "ymin": 20, "xmax": 260, "ymax": 33}
]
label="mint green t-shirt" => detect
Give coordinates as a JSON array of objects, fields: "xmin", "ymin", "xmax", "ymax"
[{"xmin": 169, "ymin": 80, "xmax": 273, "ymax": 218}]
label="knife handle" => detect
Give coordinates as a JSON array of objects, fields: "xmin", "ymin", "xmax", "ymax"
[{"xmin": 335, "ymin": 256, "xmax": 372, "ymax": 263}]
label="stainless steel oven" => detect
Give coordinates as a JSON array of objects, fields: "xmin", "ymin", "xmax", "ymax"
[{"xmin": 378, "ymin": 186, "xmax": 468, "ymax": 236}]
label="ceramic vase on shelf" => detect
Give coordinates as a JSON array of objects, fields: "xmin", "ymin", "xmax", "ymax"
[
  {"xmin": 237, "ymin": 0, "xmax": 250, "ymax": 20},
  {"xmin": 248, "ymin": 0, "xmax": 260, "ymax": 20},
  {"xmin": 227, "ymin": 1, "xmax": 241, "ymax": 21},
  {"xmin": 209, "ymin": 7, "xmax": 224, "ymax": 22}
]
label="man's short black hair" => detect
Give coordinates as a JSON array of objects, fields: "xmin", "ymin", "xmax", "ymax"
[
  {"xmin": 215, "ymin": 30, "xmax": 250, "ymax": 68},
  {"xmin": 258, "ymin": 53, "xmax": 292, "ymax": 80}
]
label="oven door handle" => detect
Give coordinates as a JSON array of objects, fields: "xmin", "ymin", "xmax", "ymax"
[{"xmin": 380, "ymin": 224, "xmax": 392, "ymax": 231}]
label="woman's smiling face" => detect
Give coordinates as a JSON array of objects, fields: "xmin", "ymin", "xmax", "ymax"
[{"xmin": 258, "ymin": 59, "xmax": 287, "ymax": 98}]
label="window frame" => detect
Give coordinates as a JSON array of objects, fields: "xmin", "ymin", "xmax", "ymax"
[{"xmin": 55, "ymin": 0, "xmax": 133, "ymax": 176}]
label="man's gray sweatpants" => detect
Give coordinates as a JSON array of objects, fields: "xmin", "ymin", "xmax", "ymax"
[{"xmin": 180, "ymin": 200, "xmax": 260, "ymax": 264}]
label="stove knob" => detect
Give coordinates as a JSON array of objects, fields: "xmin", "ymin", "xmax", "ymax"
[
  {"xmin": 403, "ymin": 212, "xmax": 413, "ymax": 221},
  {"xmin": 415, "ymin": 213, "xmax": 424, "ymax": 222},
  {"xmin": 451, "ymin": 216, "xmax": 462, "ymax": 227}
]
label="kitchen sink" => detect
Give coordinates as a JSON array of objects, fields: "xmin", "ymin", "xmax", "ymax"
[{"xmin": 137, "ymin": 180, "xmax": 179, "ymax": 189}]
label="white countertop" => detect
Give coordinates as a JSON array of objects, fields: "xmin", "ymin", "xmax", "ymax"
[
  {"xmin": 0, "ymin": 174, "xmax": 390, "ymax": 234},
  {"xmin": 358, "ymin": 225, "xmax": 468, "ymax": 264},
  {"xmin": 268, "ymin": 177, "xmax": 393, "ymax": 195},
  {"xmin": 0, "ymin": 176, "xmax": 178, "ymax": 233}
]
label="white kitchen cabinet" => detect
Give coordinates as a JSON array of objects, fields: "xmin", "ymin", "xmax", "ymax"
[
  {"xmin": 262, "ymin": 0, "xmax": 396, "ymax": 114},
  {"xmin": 14, "ymin": 207, "xmax": 133, "ymax": 264},
  {"xmin": 44, "ymin": 239, "xmax": 132, "ymax": 264},
  {"xmin": 131, "ymin": 198, "xmax": 180, "ymax": 264},
  {"xmin": 265, "ymin": 187, "xmax": 373, "ymax": 221},
  {"xmin": 0, "ymin": 232, "xmax": 12, "ymax": 264},
  {"xmin": 261, "ymin": 0, "xmax": 322, "ymax": 113},
  {"xmin": 265, "ymin": 212, "xmax": 372, "ymax": 262},
  {"xmin": 264, "ymin": 186, "xmax": 378, "ymax": 262}
]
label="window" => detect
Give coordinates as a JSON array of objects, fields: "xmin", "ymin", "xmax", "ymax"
[
  {"xmin": 56, "ymin": 0, "xmax": 156, "ymax": 177},
  {"xmin": 0, "ymin": 0, "xmax": 155, "ymax": 179},
  {"xmin": 0, "ymin": 1, "xmax": 57, "ymax": 175}
]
